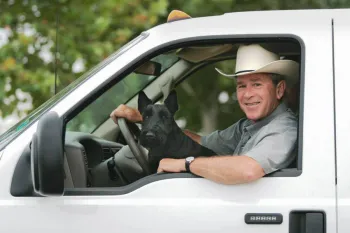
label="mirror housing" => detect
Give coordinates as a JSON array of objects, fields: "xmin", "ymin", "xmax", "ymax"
[
  {"xmin": 31, "ymin": 111, "xmax": 64, "ymax": 196},
  {"xmin": 134, "ymin": 61, "xmax": 161, "ymax": 76}
]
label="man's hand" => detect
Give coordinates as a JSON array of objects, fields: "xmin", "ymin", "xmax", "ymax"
[
  {"xmin": 110, "ymin": 104, "xmax": 143, "ymax": 124},
  {"xmin": 157, "ymin": 158, "xmax": 186, "ymax": 173}
]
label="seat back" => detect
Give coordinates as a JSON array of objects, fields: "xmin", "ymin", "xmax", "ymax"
[{"xmin": 64, "ymin": 145, "xmax": 88, "ymax": 188}]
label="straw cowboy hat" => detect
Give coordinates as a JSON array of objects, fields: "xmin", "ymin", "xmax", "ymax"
[{"xmin": 215, "ymin": 44, "xmax": 300, "ymax": 85}]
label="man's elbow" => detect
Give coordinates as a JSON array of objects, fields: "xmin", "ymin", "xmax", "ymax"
[
  {"xmin": 242, "ymin": 162, "xmax": 265, "ymax": 183},
  {"xmin": 222, "ymin": 163, "xmax": 264, "ymax": 185}
]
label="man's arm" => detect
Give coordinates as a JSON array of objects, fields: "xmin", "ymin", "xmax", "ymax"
[
  {"xmin": 158, "ymin": 123, "xmax": 297, "ymax": 185},
  {"xmin": 157, "ymin": 155, "xmax": 265, "ymax": 185},
  {"xmin": 183, "ymin": 129, "xmax": 202, "ymax": 144},
  {"xmin": 189, "ymin": 156, "xmax": 265, "ymax": 184}
]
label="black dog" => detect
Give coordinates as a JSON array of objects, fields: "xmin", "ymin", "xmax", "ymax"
[{"xmin": 138, "ymin": 90, "xmax": 217, "ymax": 173}]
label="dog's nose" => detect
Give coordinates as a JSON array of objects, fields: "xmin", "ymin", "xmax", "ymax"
[{"xmin": 145, "ymin": 131, "xmax": 156, "ymax": 139}]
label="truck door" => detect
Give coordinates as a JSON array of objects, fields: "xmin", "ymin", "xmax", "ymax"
[{"xmin": 333, "ymin": 10, "xmax": 350, "ymax": 233}]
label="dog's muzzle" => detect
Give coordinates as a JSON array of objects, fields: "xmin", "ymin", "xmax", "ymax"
[
  {"xmin": 145, "ymin": 131, "xmax": 156, "ymax": 140},
  {"xmin": 140, "ymin": 131, "xmax": 160, "ymax": 147}
]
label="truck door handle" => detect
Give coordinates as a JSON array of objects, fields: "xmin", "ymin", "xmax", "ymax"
[{"xmin": 289, "ymin": 211, "xmax": 325, "ymax": 233}]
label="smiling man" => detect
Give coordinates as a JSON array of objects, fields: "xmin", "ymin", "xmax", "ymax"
[{"xmin": 111, "ymin": 44, "xmax": 299, "ymax": 185}]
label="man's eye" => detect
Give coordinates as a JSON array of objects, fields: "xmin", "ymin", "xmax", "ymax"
[
  {"xmin": 237, "ymin": 85, "xmax": 245, "ymax": 89},
  {"xmin": 253, "ymin": 83, "xmax": 262, "ymax": 87}
]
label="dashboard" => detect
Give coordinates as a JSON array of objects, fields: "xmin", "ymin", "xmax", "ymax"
[{"xmin": 65, "ymin": 131, "xmax": 124, "ymax": 169}]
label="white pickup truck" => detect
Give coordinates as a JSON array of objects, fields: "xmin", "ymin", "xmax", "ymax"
[{"xmin": 1, "ymin": 8, "xmax": 349, "ymax": 233}]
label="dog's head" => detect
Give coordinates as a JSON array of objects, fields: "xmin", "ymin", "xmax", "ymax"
[{"xmin": 138, "ymin": 90, "xmax": 179, "ymax": 148}]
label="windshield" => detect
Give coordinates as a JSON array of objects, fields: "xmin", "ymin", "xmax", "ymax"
[
  {"xmin": 66, "ymin": 54, "xmax": 179, "ymax": 133},
  {"xmin": 0, "ymin": 33, "xmax": 148, "ymax": 150}
]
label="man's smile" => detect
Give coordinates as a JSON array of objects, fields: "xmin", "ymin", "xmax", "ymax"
[{"xmin": 245, "ymin": 102, "xmax": 261, "ymax": 106}]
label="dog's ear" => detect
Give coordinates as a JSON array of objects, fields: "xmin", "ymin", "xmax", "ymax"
[
  {"xmin": 138, "ymin": 91, "xmax": 152, "ymax": 114},
  {"xmin": 164, "ymin": 90, "xmax": 178, "ymax": 115}
]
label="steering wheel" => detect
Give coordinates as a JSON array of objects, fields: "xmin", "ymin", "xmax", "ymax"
[{"xmin": 117, "ymin": 118, "xmax": 151, "ymax": 175}]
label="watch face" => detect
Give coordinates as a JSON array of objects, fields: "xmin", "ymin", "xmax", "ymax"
[{"xmin": 186, "ymin": 156, "xmax": 195, "ymax": 162}]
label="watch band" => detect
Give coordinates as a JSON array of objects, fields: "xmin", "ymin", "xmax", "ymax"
[
  {"xmin": 185, "ymin": 157, "xmax": 194, "ymax": 172},
  {"xmin": 185, "ymin": 160, "xmax": 191, "ymax": 172}
]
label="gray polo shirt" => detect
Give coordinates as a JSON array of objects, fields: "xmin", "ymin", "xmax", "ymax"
[{"xmin": 200, "ymin": 102, "xmax": 297, "ymax": 174}]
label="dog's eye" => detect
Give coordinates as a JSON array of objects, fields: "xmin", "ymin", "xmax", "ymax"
[{"xmin": 160, "ymin": 113, "xmax": 168, "ymax": 120}]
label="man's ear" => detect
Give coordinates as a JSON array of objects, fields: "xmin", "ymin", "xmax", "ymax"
[
  {"xmin": 138, "ymin": 91, "xmax": 152, "ymax": 114},
  {"xmin": 276, "ymin": 80, "xmax": 286, "ymax": 100},
  {"xmin": 164, "ymin": 90, "xmax": 178, "ymax": 115}
]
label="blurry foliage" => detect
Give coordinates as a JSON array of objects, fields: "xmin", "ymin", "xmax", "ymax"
[
  {"xmin": 1, "ymin": 0, "xmax": 350, "ymax": 133},
  {"xmin": 0, "ymin": 0, "xmax": 168, "ymax": 119}
]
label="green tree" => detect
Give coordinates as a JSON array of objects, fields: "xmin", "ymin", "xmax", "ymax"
[{"xmin": 0, "ymin": 0, "xmax": 168, "ymax": 118}]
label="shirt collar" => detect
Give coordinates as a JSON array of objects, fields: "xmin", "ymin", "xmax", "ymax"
[{"xmin": 244, "ymin": 102, "xmax": 288, "ymax": 136}]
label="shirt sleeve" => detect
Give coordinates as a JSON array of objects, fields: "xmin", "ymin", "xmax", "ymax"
[
  {"xmin": 245, "ymin": 126, "xmax": 297, "ymax": 174},
  {"xmin": 200, "ymin": 119, "xmax": 244, "ymax": 155}
]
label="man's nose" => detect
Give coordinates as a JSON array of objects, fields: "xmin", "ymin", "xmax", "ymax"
[{"xmin": 243, "ymin": 86, "xmax": 254, "ymax": 99}]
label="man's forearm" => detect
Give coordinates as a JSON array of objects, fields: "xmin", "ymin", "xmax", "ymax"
[
  {"xmin": 183, "ymin": 129, "xmax": 202, "ymax": 144},
  {"xmin": 189, "ymin": 156, "xmax": 265, "ymax": 185}
]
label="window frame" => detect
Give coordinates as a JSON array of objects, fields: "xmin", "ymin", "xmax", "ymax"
[
  {"xmin": 9, "ymin": 35, "xmax": 305, "ymax": 197},
  {"xmin": 62, "ymin": 35, "xmax": 304, "ymax": 196}
]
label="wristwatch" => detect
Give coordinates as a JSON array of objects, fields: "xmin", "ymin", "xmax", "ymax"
[{"xmin": 185, "ymin": 156, "xmax": 195, "ymax": 172}]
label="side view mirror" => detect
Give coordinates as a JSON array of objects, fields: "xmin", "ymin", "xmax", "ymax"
[
  {"xmin": 31, "ymin": 111, "xmax": 64, "ymax": 196},
  {"xmin": 134, "ymin": 61, "xmax": 162, "ymax": 76}
]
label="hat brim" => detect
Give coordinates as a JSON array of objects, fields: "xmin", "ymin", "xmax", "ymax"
[{"xmin": 215, "ymin": 60, "xmax": 300, "ymax": 85}]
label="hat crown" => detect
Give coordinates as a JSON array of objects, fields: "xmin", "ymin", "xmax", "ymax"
[
  {"xmin": 214, "ymin": 43, "xmax": 299, "ymax": 86},
  {"xmin": 236, "ymin": 44, "xmax": 279, "ymax": 74}
]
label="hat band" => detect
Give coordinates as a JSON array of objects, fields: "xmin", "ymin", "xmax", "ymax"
[{"xmin": 235, "ymin": 69, "xmax": 255, "ymax": 75}]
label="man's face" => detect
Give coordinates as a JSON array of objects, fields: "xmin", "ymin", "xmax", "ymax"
[{"xmin": 236, "ymin": 73, "xmax": 285, "ymax": 121}]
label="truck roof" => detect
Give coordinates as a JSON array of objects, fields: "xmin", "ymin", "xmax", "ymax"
[{"xmin": 146, "ymin": 8, "xmax": 349, "ymax": 40}]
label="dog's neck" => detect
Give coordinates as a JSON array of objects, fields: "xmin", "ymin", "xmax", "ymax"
[{"xmin": 165, "ymin": 124, "xmax": 187, "ymax": 154}]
